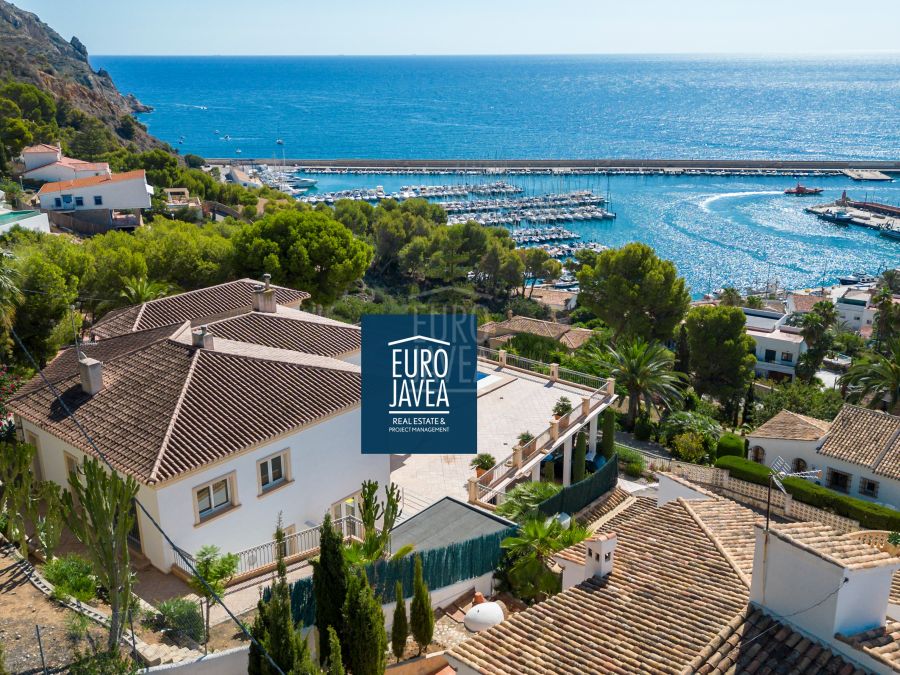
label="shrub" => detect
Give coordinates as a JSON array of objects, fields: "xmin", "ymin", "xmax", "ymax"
[
  {"xmin": 660, "ymin": 411, "xmax": 721, "ymax": 453},
  {"xmin": 470, "ymin": 453, "xmax": 496, "ymax": 471},
  {"xmin": 495, "ymin": 480, "xmax": 562, "ymax": 522},
  {"xmin": 633, "ymin": 414, "xmax": 654, "ymax": 441},
  {"xmin": 601, "ymin": 409, "xmax": 616, "ymax": 459},
  {"xmin": 614, "ymin": 444, "xmax": 643, "ymax": 466},
  {"xmin": 44, "ymin": 554, "xmax": 96, "ymax": 603},
  {"xmin": 552, "ymin": 397, "xmax": 573, "ymax": 418},
  {"xmin": 624, "ymin": 461, "xmax": 644, "ymax": 478},
  {"xmin": 156, "ymin": 598, "xmax": 204, "ymax": 643},
  {"xmin": 518, "ymin": 431, "xmax": 535, "ymax": 445},
  {"xmin": 714, "ymin": 456, "xmax": 900, "ymax": 530},
  {"xmin": 717, "ymin": 432, "xmax": 745, "ymax": 459},
  {"xmin": 671, "ymin": 432, "xmax": 707, "ymax": 464}
]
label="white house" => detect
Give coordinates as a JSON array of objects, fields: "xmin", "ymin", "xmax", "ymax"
[
  {"xmin": 747, "ymin": 406, "xmax": 900, "ymax": 509},
  {"xmin": 836, "ymin": 286, "xmax": 879, "ymax": 336},
  {"xmin": 37, "ymin": 169, "xmax": 153, "ymax": 232},
  {"xmin": 9, "ymin": 278, "xmax": 387, "ymax": 577},
  {"xmin": 0, "ymin": 208, "xmax": 50, "ymax": 234},
  {"xmin": 743, "ymin": 308, "xmax": 807, "ymax": 381},
  {"xmin": 20, "ymin": 143, "xmax": 111, "ymax": 183}
]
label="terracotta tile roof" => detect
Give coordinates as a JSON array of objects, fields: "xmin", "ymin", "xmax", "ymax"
[
  {"xmin": 687, "ymin": 606, "xmax": 866, "ymax": 675},
  {"xmin": 17, "ymin": 323, "xmax": 182, "ymax": 396},
  {"xmin": 37, "ymin": 169, "xmax": 148, "ymax": 194},
  {"xmin": 451, "ymin": 499, "xmax": 750, "ymax": 674},
  {"xmin": 817, "ymin": 405, "xmax": 900, "ymax": 480},
  {"xmin": 766, "ymin": 522, "xmax": 900, "ymax": 570},
  {"xmin": 8, "ymin": 339, "xmax": 360, "ymax": 485},
  {"xmin": 91, "ymin": 280, "xmax": 309, "ymax": 339},
  {"xmin": 749, "ymin": 410, "xmax": 832, "ymax": 441},
  {"xmin": 206, "ymin": 311, "xmax": 359, "ymax": 357},
  {"xmin": 22, "ymin": 143, "xmax": 60, "ymax": 154},
  {"xmin": 529, "ymin": 287, "xmax": 577, "ymax": 308},
  {"xmin": 893, "ymin": 572, "xmax": 900, "ymax": 605},
  {"xmin": 837, "ymin": 621, "xmax": 900, "ymax": 671},
  {"xmin": 576, "ymin": 486, "xmax": 632, "ymax": 526},
  {"xmin": 687, "ymin": 498, "xmax": 772, "ymax": 580},
  {"xmin": 479, "ymin": 315, "xmax": 595, "ymax": 350},
  {"xmin": 789, "ymin": 293, "xmax": 825, "ymax": 313}
]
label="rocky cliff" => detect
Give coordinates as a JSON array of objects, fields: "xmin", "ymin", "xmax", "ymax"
[{"xmin": 0, "ymin": 0, "xmax": 163, "ymax": 150}]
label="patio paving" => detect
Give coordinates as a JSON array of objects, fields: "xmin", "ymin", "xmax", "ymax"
[{"xmin": 390, "ymin": 364, "xmax": 592, "ymax": 512}]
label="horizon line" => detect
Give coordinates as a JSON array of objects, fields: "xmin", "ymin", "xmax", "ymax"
[{"xmin": 91, "ymin": 50, "xmax": 900, "ymax": 58}]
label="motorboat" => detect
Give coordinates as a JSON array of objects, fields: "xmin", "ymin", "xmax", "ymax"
[{"xmin": 785, "ymin": 183, "xmax": 823, "ymax": 195}]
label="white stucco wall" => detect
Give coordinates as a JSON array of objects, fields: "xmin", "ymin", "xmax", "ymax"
[
  {"xmin": 24, "ymin": 163, "xmax": 109, "ymax": 183},
  {"xmin": 39, "ymin": 174, "xmax": 152, "ymax": 211},
  {"xmin": 148, "ymin": 646, "xmax": 248, "ymax": 674},
  {"xmin": 23, "ymin": 149, "xmax": 60, "ymax": 171},
  {"xmin": 153, "ymin": 407, "xmax": 389, "ymax": 568},
  {"xmin": 656, "ymin": 473, "xmax": 713, "ymax": 506},
  {"xmin": 0, "ymin": 211, "xmax": 50, "ymax": 234},
  {"xmin": 747, "ymin": 331, "xmax": 805, "ymax": 379},
  {"xmin": 747, "ymin": 435, "xmax": 900, "ymax": 509}
]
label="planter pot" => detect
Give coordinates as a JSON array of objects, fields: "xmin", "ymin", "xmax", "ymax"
[{"xmin": 475, "ymin": 467, "xmax": 487, "ymax": 478}]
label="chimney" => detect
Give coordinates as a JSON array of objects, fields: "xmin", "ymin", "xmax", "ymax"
[
  {"xmin": 192, "ymin": 325, "xmax": 214, "ymax": 350},
  {"xmin": 252, "ymin": 273, "xmax": 277, "ymax": 313},
  {"xmin": 750, "ymin": 524, "xmax": 900, "ymax": 650},
  {"xmin": 555, "ymin": 532, "xmax": 617, "ymax": 590},
  {"xmin": 506, "ymin": 309, "xmax": 514, "ymax": 320},
  {"xmin": 78, "ymin": 355, "xmax": 103, "ymax": 395}
]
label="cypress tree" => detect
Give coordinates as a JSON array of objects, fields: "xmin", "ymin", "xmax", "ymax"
[
  {"xmin": 572, "ymin": 431, "xmax": 587, "ymax": 483},
  {"xmin": 326, "ymin": 626, "xmax": 345, "ymax": 675},
  {"xmin": 391, "ymin": 580, "xmax": 409, "ymax": 662},
  {"xmin": 247, "ymin": 599, "xmax": 266, "ymax": 675},
  {"xmin": 266, "ymin": 523, "xmax": 310, "ymax": 673},
  {"xmin": 313, "ymin": 513, "xmax": 348, "ymax": 664},
  {"xmin": 601, "ymin": 408, "xmax": 616, "ymax": 459},
  {"xmin": 343, "ymin": 570, "xmax": 387, "ymax": 675},
  {"xmin": 409, "ymin": 555, "xmax": 434, "ymax": 656},
  {"xmin": 674, "ymin": 323, "xmax": 690, "ymax": 375}
]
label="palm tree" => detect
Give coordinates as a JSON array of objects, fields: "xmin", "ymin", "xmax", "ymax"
[
  {"xmin": 839, "ymin": 340, "xmax": 900, "ymax": 411},
  {"xmin": 0, "ymin": 250, "xmax": 22, "ymax": 329},
  {"xmin": 718, "ymin": 287, "xmax": 742, "ymax": 307},
  {"xmin": 600, "ymin": 339, "xmax": 686, "ymax": 429},
  {"xmin": 881, "ymin": 269, "xmax": 900, "ymax": 294},
  {"xmin": 495, "ymin": 481, "xmax": 562, "ymax": 522},
  {"xmin": 119, "ymin": 276, "xmax": 170, "ymax": 306}
]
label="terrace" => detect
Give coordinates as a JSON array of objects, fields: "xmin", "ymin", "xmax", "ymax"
[{"xmin": 390, "ymin": 347, "xmax": 617, "ymax": 514}]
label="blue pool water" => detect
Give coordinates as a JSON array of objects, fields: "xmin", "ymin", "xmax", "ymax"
[{"xmin": 476, "ymin": 372, "xmax": 488, "ymax": 381}]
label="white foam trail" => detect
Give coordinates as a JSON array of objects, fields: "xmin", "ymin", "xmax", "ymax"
[{"xmin": 698, "ymin": 190, "xmax": 783, "ymax": 211}]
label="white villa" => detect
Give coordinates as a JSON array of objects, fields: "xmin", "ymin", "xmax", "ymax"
[
  {"xmin": 747, "ymin": 406, "xmax": 900, "ymax": 508},
  {"xmin": 743, "ymin": 308, "xmax": 807, "ymax": 381},
  {"xmin": 20, "ymin": 143, "xmax": 111, "ymax": 183},
  {"xmin": 9, "ymin": 278, "xmax": 385, "ymax": 579},
  {"xmin": 37, "ymin": 169, "xmax": 153, "ymax": 233}
]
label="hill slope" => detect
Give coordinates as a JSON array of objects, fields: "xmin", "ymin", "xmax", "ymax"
[{"xmin": 0, "ymin": 0, "xmax": 162, "ymax": 150}]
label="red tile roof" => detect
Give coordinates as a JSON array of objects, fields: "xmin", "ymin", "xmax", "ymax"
[
  {"xmin": 22, "ymin": 143, "xmax": 60, "ymax": 154},
  {"xmin": 9, "ymin": 339, "xmax": 360, "ymax": 485},
  {"xmin": 37, "ymin": 169, "xmax": 148, "ymax": 194},
  {"xmin": 91, "ymin": 280, "xmax": 310, "ymax": 339},
  {"xmin": 207, "ymin": 311, "xmax": 359, "ymax": 357}
]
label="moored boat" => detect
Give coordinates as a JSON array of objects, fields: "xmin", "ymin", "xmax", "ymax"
[{"xmin": 785, "ymin": 182, "xmax": 823, "ymax": 195}]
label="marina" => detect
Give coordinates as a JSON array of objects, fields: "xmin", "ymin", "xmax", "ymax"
[{"xmin": 805, "ymin": 191, "xmax": 900, "ymax": 238}]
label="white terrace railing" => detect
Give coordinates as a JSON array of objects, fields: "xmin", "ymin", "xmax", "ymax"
[
  {"xmin": 171, "ymin": 515, "xmax": 365, "ymax": 582},
  {"xmin": 478, "ymin": 346, "xmax": 607, "ymax": 392}
]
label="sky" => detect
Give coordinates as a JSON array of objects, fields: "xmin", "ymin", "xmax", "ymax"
[{"xmin": 13, "ymin": 0, "xmax": 900, "ymax": 56}]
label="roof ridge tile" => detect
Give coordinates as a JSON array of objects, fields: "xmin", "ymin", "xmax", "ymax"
[{"xmin": 148, "ymin": 347, "xmax": 201, "ymax": 484}]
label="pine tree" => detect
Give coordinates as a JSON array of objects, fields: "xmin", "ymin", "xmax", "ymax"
[
  {"xmin": 391, "ymin": 580, "xmax": 409, "ymax": 662},
  {"xmin": 572, "ymin": 431, "xmax": 587, "ymax": 483},
  {"xmin": 343, "ymin": 570, "xmax": 387, "ymax": 675},
  {"xmin": 409, "ymin": 555, "xmax": 434, "ymax": 656},
  {"xmin": 601, "ymin": 408, "xmax": 616, "ymax": 459},
  {"xmin": 326, "ymin": 626, "xmax": 345, "ymax": 675},
  {"xmin": 312, "ymin": 513, "xmax": 348, "ymax": 664}
]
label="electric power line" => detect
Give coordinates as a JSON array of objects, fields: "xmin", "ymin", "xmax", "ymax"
[{"xmin": 9, "ymin": 327, "xmax": 286, "ymax": 675}]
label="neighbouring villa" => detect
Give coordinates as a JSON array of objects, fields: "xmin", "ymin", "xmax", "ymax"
[
  {"xmin": 0, "ymin": 189, "xmax": 49, "ymax": 233},
  {"xmin": 19, "ymin": 142, "xmax": 111, "ymax": 183},
  {"xmin": 743, "ymin": 307, "xmax": 807, "ymax": 381},
  {"xmin": 477, "ymin": 312, "xmax": 594, "ymax": 351},
  {"xmin": 446, "ymin": 473, "xmax": 900, "ymax": 674},
  {"xmin": 8, "ymin": 278, "xmax": 385, "ymax": 581},
  {"xmin": 36, "ymin": 169, "xmax": 153, "ymax": 234},
  {"xmin": 748, "ymin": 406, "xmax": 900, "ymax": 508}
]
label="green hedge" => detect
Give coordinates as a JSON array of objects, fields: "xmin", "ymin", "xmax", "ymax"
[
  {"xmin": 714, "ymin": 456, "xmax": 900, "ymax": 530},
  {"xmin": 716, "ymin": 433, "xmax": 745, "ymax": 459}
]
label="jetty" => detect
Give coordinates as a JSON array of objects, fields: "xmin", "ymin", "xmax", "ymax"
[
  {"xmin": 805, "ymin": 190, "xmax": 900, "ymax": 238},
  {"xmin": 842, "ymin": 169, "xmax": 893, "ymax": 181}
]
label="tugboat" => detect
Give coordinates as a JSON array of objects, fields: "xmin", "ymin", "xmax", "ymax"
[{"xmin": 785, "ymin": 182, "xmax": 824, "ymax": 195}]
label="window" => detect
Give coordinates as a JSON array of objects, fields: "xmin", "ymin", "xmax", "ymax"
[
  {"xmin": 195, "ymin": 475, "xmax": 234, "ymax": 521},
  {"xmin": 792, "ymin": 458, "xmax": 807, "ymax": 473},
  {"xmin": 749, "ymin": 446, "xmax": 765, "ymax": 463},
  {"xmin": 258, "ymin": 451, "xmax": 288, "ymax": 493},
  {"xmin": 62, "ymin": 194, "xmax": 72, "ymax": 204},
  {"xmin": 859, "ymin": 478, "xmax": 879, "ymax": 498},
  {"xmin": 764, "ymin": 349, "xmax": 776, "ymax": 363},
  {"xmin": 826, "ymin": 468, "xmax": 851, "ymax": 493},
  {"xmin": 781, "ymin": 352, "xmax": 793, "ymax": 362},
  {"xmin": 64, "ymin": 452, "xmax": 79, "ymax": 477},
  {"xmin": 94, "ymin": 195, "xmax": 103, "ymax": 206},
  {"xmin": 75, "ymin": 196, "xmax": 84, "ymax": 207},
  {"xmin": 54, "ymin": 197, "xmax": 62, "ymax": 208}
]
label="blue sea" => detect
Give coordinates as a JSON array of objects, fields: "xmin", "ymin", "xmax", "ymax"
[{"xmin": 92, "ymin": 55, "xmax": 900, "ymax": 292}]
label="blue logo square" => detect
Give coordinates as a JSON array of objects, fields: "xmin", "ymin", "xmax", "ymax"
[{"xmin": 361, "ymin": 314, "xmax": 477, "ymax": 455}]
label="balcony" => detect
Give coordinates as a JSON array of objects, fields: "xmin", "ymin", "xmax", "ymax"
[{"xmin": 170, "ymin": 515, "xmax": 364, "ymax": 585}]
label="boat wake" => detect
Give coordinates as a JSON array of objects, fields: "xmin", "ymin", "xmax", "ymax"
[{"xmin": 697, "ymin": 190, "xmax": 782, "ymax": 212}]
